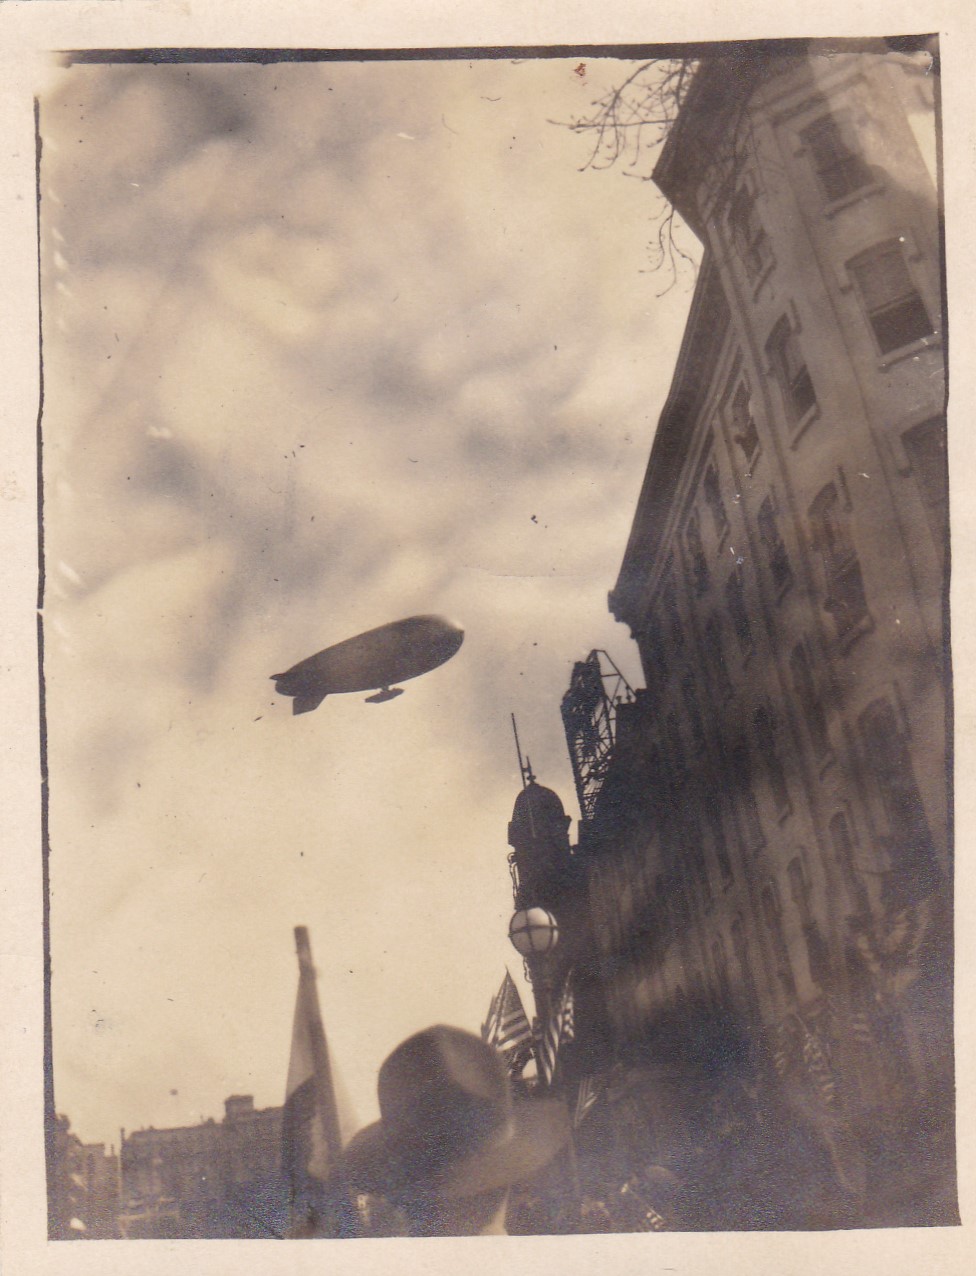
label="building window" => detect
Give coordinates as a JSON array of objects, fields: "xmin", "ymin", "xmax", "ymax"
[
  {"xmin": 753, "ymin": 704, "xmax": 790, "ymax": 815},
  {"xmin": 729, "ymin": 181, "xmax": 773, "ymax": 281},
  {"xmin": 848, "ymin": 241, "xmax": 934, "ymax": 355},
  {"xmin": 704, "ymin": 614, "xmax": 734, "ymax": 699},
  {"xmin": 703, "ymin": 463, "xmax": 729, "ymax": 539},
  {"xmin": 757, "ymin": 495, "xmax": 793, "ymax": 595},
  {"xmin": 712, "ymin": 936, "xmax": 732, "ymax": 1002},
  {"xmin": 652, "ymin": 872, "xmax": 670, "ymax": 948},
  {"xmin": 767, "ymin": 314, "xmax": 817, "ymax": 425},
  {"xmin": 684, "ymin": 812, "xmax": 714, "ymax": 912},
  {"xmin": 801, "ymin": 112, "xmax": 872, "ymax": 202},
  {"xmin": 684, "ymin": 509, "xmax": 709, "ymax": 595},
  {"xmin": 902, "ymin": 415, "xmax": 948, "ymax": 561},
  {"xmin": 729, "ymin": 381, "xmax": 760, "ymax": 471},
  {"xmin": 761, "ymin": 880, "xmax": 797, "ymax": 999},
  {"xmin": 809, "ymin": 481, "xmax": 869, "ymax": 638},
  {"xmin": 681, "ymin": 673, "xmax": 708, "ymax": 754},
  {"xmin": 829, "ymin": 810, "xmax": 869, "ymax": 916},
  {"xmin": 706, "ymin": 805, "xmax": 734, "ymax": 886},
  {"xmin": 789, "ymin": 642, "xmax": 831, "ymax": 758},
  {"xmin": 788, "ymin": 857, "xmax": 832, "ymax": 989},
  {"xmin": 661, "ymin": 569, "xmax": 685, "ymax": 651},
  {"xmin": 669, "ymin": 870, "xmax": 691, "ymax": 930},
  {"xmin": 641, "ymin": 616, "xmax": 668, "ymax": 692},
  {"xmin": 731, "ymin": 915, "xmax": 762, "ymax": 1015},
  {"xmin": 665, "ymin": 710, "xmax": 687, "ymax": 784},
  {"xmin": 724, "ymin": 565, "xmax": 753, "ymax": 654},
  {"xmin": 731, "ymin": 738, "xmax": 765, "ymax": 853},
  {"xmin": 858, "ymin": 697, "xmax": 941, "ymax": 901}
]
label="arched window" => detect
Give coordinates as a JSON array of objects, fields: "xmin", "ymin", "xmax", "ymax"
[
  {"xmin": 848, "ymin": 241, "xmax": 934, "ymax": 355},
  {"xmin": 858, "ymin": 697, "xmax": 941, "ymax": 901},
  {"xmin": 801, "ymin": 112, "xmax": 872, "ymax": 202},
  {"xmin": 809, "ymin": 481, "xmax": 869, "ymax": 638},
  {"xmin": 767, "ymin": 314, "xmax": 816, "ymax": 425}
]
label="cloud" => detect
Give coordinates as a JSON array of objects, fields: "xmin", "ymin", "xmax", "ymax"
[{"xmin": 41, "ymin": 57, "xmax": 699, "ymax": 1144}]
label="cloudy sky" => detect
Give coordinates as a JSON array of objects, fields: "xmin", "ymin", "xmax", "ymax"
[{"xmin": 40, "ymin": 54, "xmax": 699, "ymax": 1149}]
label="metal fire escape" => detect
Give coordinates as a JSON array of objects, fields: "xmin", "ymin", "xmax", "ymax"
[{"xmin": 560, "ymin": 650, "xmax": 635, "ymax": 824}]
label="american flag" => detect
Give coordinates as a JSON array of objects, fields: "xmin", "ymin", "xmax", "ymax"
[
  {"xmin": 573, "ymin": 1074, "xmax": 602, "ymax": 1128},
  {"xmin": 641, "ymin": 1205, "xmax": 668, "ymax": 1232},
  {"xmin": 538, "ymin": 973, "xmax": 575, "ymax": 1086},
  {"xmin": 620, "ymin": 1179, "xmax": 668, "ymax": 1231},
  {"xmin": 850, "ymin": 1010, "xmax": 874, "ymax": 1044},
  {"xmin": 800, "ymin": 1021, "xmax": 836, "ymax": 1107},
  {"xmin": 770, "ymin": 1018, "xmax": 796, "ymax": 1077},
  {"xmin": 481, "ymin": 971, "xmax": 534, "ymax": 1073}
]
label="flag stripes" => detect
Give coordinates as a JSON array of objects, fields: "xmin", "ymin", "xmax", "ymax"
[
  {"xmin": 850, "ymin": 1011, "xmax": 874, "ymax": 1044},
  {"xmin": 538, "ymin": 974, "xmax": 575, "ymax": 1086},
  {"xmin": 641, "ymin": 1205, "xmax": 668, "ymax": 1232},
  {"xmin": 574, "ymin": 1075, "xmax": 601, "ymax": 1128},
  {"xmin": 482, "ymin": 971, "xmax": 534, "ymax": 1075},
  {"xmin": 800, "ymin": 1022, "xmax": 836, "ymax": 1107}
]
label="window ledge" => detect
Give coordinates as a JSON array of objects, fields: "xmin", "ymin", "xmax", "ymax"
[
  {"xmin": 823, "ymin": 180, "xmax": 885, "ymax": 219},
  {"xmin": 788, "ymin": 402, "xmax": 821, "ymax": 449},
  {"xmin": 816, "ymin": 750, "xmax": 837, "ymax": 781},
  {"xmin": 740, "ymin": 453, "xmax": 761, "ymax": 480},
  {"xmin": 749, "ymin": 256, "xmax": 776, "ymax": 300},
  {"xmin": 774, "ymin": 574, "xmax": 795, "ymax": 606},
  {"xmin": 834, "ymin": 609, "xmax": 875, "ymax": 655},
  {"xmin": 878, "ymin": 332, "xmax": 943, "ymax": 370}
]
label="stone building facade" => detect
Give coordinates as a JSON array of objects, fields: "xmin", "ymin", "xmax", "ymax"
[
  {"xmin": 563, "ymin": 42, "xmax": 952, "ymax": 1227},
  {"xmin": 118, "ymin": 1094, "xmax": 286, "ymax": 1238}
]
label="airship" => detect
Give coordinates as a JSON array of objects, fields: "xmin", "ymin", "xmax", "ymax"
[{"xmin": 271, "ymin": 615, "xmax": 464, "ymax": 714}]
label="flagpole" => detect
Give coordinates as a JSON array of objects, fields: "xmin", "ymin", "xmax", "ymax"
[{"xmin": 294, "ymin": 926, "xmax": 343, "ymax": 1165}]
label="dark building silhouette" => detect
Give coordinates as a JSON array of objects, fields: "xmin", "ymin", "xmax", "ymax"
[
  {"xmin": 553, "ymin": 43, "xmax": 953, "ymax": 1230},
  {"xmin": 51, "ymin": 1115, "xmax": 120, "ymax": 1240}
]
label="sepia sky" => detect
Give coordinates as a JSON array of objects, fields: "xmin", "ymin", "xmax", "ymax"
[{"xmin": 40, "ymin": 55, "xmax": 700, "ymax": 1149}]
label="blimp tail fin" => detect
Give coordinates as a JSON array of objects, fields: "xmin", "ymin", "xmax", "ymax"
[{"xmin": 292, "ymin": 691, "xmax": 327, "ymax": 715}]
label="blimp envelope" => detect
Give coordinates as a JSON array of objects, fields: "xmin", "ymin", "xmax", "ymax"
[{"xmin": 271, "ymin": 615, "xmax": 464, "ymax": 714}]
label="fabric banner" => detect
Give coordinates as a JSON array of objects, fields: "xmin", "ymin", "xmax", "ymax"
[
  {"xmin": 538, "ymin": 972, "xmax": 575, "ymax": 1087},
  {"xmin": 282, "ymin": 927, "xmax": 349, "ymax": 1235}
]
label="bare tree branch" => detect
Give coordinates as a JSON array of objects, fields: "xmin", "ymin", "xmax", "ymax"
[
  {"xmin": 550, "ymin": 59, "xmax": 701, "ymax": 286},
  {"xmin": 551, "ymin": 59, "xmax": 698, "ymax": 179}
]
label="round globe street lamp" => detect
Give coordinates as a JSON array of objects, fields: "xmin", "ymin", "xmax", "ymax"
[
  {"xmin": 509, "ymin": 906, "xmax": 559, "ymax": 1031},
  {"xmin": 508, "ymin": 907, "xmax": 559, "ymax": 958}
]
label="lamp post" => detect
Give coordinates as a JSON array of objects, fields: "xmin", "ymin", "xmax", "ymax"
[
  {"xmin": 508, "ymin": 905, "xmax": 559, "ymax": 1029},
  {"xmin": 509, "ymin": 905, "xmax": 582, "ymax": 1219}
]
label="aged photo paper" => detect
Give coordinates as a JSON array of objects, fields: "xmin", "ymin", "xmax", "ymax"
[{"xmin": 1, "ymin": 1, "xmax": 974, "ymax": 1274}]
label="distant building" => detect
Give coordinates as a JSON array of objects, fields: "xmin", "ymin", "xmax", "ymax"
[
  {"xmin": 51, "ymin": 1115, "xmax": 120, "ymax": 1239},
  {"xmin": 118, "ymin": 1095, "xmax": 286, "ymax": 1239},
  {"xmin": 561, "ymin": 42, "xmax": 953, "ymax": 1227}
]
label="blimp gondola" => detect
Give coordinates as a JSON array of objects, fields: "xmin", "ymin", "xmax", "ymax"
[{"xmin": 271, "ymin": 614, "xmax": 464, "ymax": 715}]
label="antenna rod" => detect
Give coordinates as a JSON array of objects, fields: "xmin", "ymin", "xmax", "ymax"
[{"xmin": 511, "ymin": 713, "xmax": 529, "ymax": 789}]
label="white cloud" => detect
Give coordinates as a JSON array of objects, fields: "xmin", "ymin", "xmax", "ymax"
[{"xmin": 42, "ymin": 57, "xmax": 699, "ymax": 1146}]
